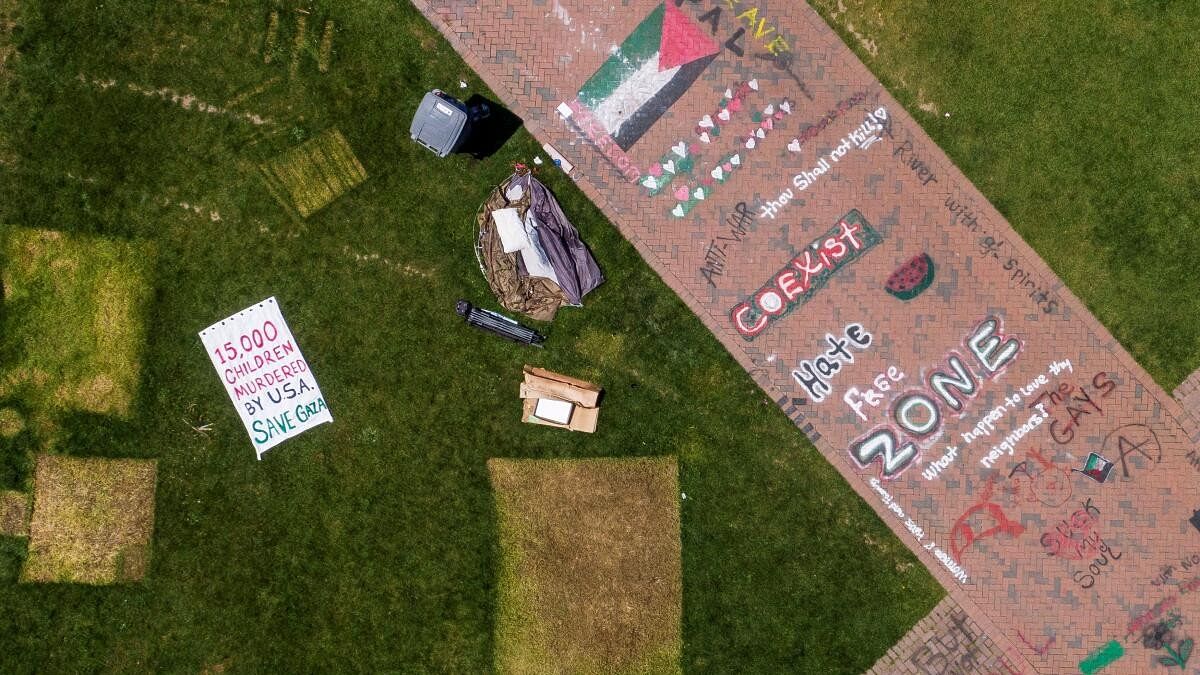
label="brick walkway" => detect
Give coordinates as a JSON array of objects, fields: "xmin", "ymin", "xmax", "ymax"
[{"xmin": 410, "ymin": 0, "xmax": 1200, "ymax": 671}]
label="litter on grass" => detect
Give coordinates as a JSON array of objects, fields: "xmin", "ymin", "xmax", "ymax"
[{"xmin": 519, "ymin": 365, "xmax": 601, "ymax": 433}]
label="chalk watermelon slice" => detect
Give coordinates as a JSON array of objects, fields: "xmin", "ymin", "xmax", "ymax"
[{"xmin": 885, "ymin": 253, "xmax": 935, "ymax": 300}]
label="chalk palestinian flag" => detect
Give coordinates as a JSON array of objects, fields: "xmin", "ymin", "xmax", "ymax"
[{"xmin": 577, "ymin": 2, "xmax": 720, "ymax": 151}]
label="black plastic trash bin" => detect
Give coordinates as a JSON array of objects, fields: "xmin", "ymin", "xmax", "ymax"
[{"xmin": 410, "ymin": 90, "xmax": 488, "ymax": 157}]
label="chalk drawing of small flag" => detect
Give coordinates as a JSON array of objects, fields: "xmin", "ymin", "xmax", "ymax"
[
  {"xmin": 1076, "ymin": 452, "xmax": 1114, "ymax": 483},
  {"xmin": 576, "ymin": 2, "xmax": 719, "ymax": 151}
]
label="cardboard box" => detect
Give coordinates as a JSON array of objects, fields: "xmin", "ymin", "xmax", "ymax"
[{"xmin": 520, "ymin": 365, "xmax": 601, "ymax": 433}]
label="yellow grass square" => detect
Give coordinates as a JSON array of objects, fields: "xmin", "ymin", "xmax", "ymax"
[
  {"xmin": 260, "ymin": 128, "xmax": 367, "ymax": 217},
  {"xmin": 0, "ymin": 227, "xmax": 155, "ymax": 419},
  {"xmin": 21, "ymin": 455, "xmax": 157, "ymax": 584},
  {"xmin": 488, "ymin": 457, "xmax": 682, "ymax": 674}
]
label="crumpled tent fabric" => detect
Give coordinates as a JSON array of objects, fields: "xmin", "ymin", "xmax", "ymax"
[{"xmin": 476, "ymin": 172, "xmax": 604, "ymax": 321}]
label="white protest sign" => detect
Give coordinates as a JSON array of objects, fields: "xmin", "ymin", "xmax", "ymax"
[{"xmin": 199, "ymin": 297, "xmax": 332, "ymax": 459}]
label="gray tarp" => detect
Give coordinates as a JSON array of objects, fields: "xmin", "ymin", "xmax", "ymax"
[{"xmin": 476, "ymin": 171, "xmax": 604, "ymax": 321}]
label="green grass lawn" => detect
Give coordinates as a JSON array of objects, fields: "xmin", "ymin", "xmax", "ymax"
[
  {"xmin": 812, "ymin": 0, "xmax": 1200, "ymax": 389},
  {"xmin": 0, "ymin": 1, "xmax": 941, "ymax": 672}
]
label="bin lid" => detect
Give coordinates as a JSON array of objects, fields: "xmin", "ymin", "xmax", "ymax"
[{"xmin": 411, "ymin": 92, "xmax": 469, "ymax": 157}]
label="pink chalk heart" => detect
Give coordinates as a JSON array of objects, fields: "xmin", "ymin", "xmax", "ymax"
[
  {"xmin": 729, "ymin": 97, "xmax": 743, "ymax": 113},
  {"xmin": 774, "ymin": 111, "xmax": 785, "ymax": 120},
  {"xmin": 702, "ymin": 176, "xmax": 715, "ymax": 186},
  {"xmin": 649, "ymin": 163, "xmax": 663, "ymax": 177},
  {"xmin": 761, "ymin": 118, "xmax": 773, "ymax": 130},
  {"xmin": 722, "ymin": 161, "xmax": 733, "ymax": 172},
  {"xmin": 674, "ymin": 185, "xmax": 689, "ymax": 201}
]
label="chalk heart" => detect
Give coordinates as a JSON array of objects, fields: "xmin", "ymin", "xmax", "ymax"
[
  {"xmin": 711, "ymin": 166, "xmax": 724, "ymax": 181},
  {"xmin": 717, "ymin": 108, "xmax": 731, "ymax": 122},
  {"xmin": 662, "ymin": 159, "xmax": 676, "ymax": 174},
  {"xmin": 698, "ymin": 131, "xmax": 711, "ymax": 144},
  {"xmin": 702, "ymin": 176, "xmax": 714, "ymax": 186},
  {"xmin": 641, "ymin": 175, "xmax": 658, "ymax": 190},
  {"xmin": 780, "ymin": 100, "xmax": 792, "ymax": 114},
  {"xmin": 671, "ymin": 142, "xmax": 687, "ymax": 158},
  {"xmin": 671, "ymin": 204, "xmax": 686, "ymax": 217},
  {"xmin": 761, "ymin": 118, "xmax": 773, "ymax": 130},
  {"xmin": 764, "ymin": 103, "xmax": 775, "ymax": 116},
  {"xmin": 699, "ymin": 114, "xmax": 714, "ymax": 128},
  {"xmin": 693, "ymin": 187, "xmax": 706, "ymax": 200},
  {"xmin": 724, "ymin": 88, "xmax": 733, "ymax": 99},
  {"xmin": 875, "ymin": 107, "xmax": 887, "ymax": 119},
  {"xmin": 648, "ymin": 163, "xmax": 663, "ymax": 177},
  {"xmin": 729, "ymin": 97, "xmax": 742, "ymax": 112},
  {"xmin": 773, "ymin": 111, "xmax": 785, "ymax": 120},
  {"xmin": 755, "ymin": 127, "xmax": 766, "ymax": 139},
  {"xmin": 674, "ymin": 185, "xmax": 689, "ymax": 201},
  {"xmin": 748, "ymin": 79, "xmax": 759, "ymax": 91},
  {"xmin": 745, "ymin": 137, "xmax": 756, "ymax": 149},
  {"xmin": 730, "ymin": 154, "xmax": 741, "ymax": 166},
  {"xmin": 722, "ymin": 161, "xmax": 732, "ymax": 172},
  {"xmin": 788, "ymin": 139, "xmax": 802, "ymax": 152}
]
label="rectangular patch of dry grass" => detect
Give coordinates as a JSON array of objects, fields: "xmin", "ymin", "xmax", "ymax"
[
  {"xmin": 0, "ymin": 227, "xmax": 155, "ymax": 419},
  {"xmin": 0, "ymin": 489, "xmax": 29, "ymax": 536},
  {"xmin": 21, "ymin": 455, "xmax": 157, "ymax": 584},
  {"xmin": 258, "ymin": 128, "xmax": 367, "ymax": 218},
  {"xmin": 488, "ymin": 456, "xmax": 682, "ymax": 675}
]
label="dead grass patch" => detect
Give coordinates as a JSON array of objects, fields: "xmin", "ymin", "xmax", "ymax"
[
  {"xmin": 21, "ymin": 455, "xmax": 157, "ymax": 584},
  {"xmin": 0, "ymin": 490, "xmax": 30, "ymax": 536},
  {"xmin": 0, "ymin": 227, "xmax": 155, "ymax": 418},
  {"xmin": 488, "ymin": 457, "xmax": 681, "ymax": 674},
  {"xmin": 0, "ymin": 407, "xmax": 25, "ymax": 438},
  {"xmin": 258, "ymin": 128, "xmax": 367, "ymax": 218}
]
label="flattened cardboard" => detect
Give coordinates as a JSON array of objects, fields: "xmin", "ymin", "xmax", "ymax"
[
  {"xmin": 521, "ymin": 365, "xmax": 601, "ymax": 407},
  {"xmin": 520, "ymin": 365, "xmax": 602, "ymax": 433}
]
